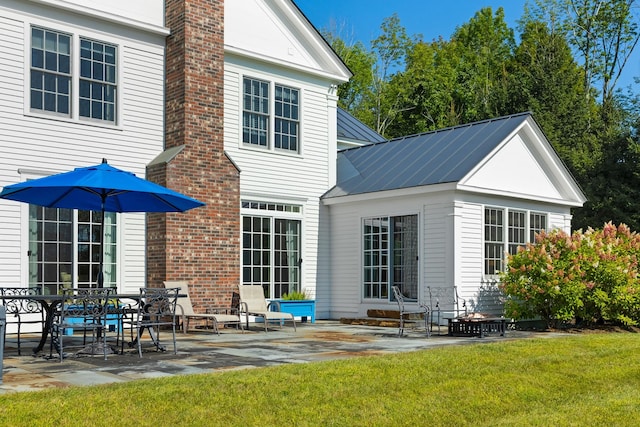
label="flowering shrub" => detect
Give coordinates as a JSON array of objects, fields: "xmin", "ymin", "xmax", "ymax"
[{"xmin": 499, "ymin": 222, "xmax": 640, "ymax": 328}]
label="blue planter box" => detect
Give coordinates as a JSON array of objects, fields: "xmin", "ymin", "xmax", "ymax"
[{"xmin": 274, "ymin": 300, "xmax": 316, "ymax": 323}]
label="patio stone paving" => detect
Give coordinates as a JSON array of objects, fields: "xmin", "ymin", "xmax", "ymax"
[{"xmin": 0, "ymin": 320, "xmax": 535, "ymax": 394}]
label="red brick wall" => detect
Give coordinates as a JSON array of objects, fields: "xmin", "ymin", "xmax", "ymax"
[{"xmin": 147, "ymin": 0, "xmax": 240, "ymax": 309}]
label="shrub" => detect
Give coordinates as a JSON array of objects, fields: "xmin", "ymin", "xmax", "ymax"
[
  {"xmin": 281, "ymin": 290, "xmax": 309, "ymax": 300},
  {"xmin": 500, "ymin": 222, "xmax": 640, "ymax": 328}
]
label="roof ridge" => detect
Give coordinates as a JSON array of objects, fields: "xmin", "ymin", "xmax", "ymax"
[{"xmin": 390, "ymin": 111, "xmax": 532, "ymax": 142}]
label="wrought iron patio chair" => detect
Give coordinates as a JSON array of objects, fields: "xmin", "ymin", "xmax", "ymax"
[
  {"xmin": 134, "ymin": 287, "xmax": 179, "ymax": 357},
  {"xmin": 165, "ymin": 281, "xmax": 243, "ymax": 335},
  {"xmin": 0, "ymin": 287, "xmax": 45, "ymax": 355},
  {"xmin": 392, "ymin": 286, "xmax": 430, "ymax": 337},
  {"xmin": 238, "ymin": 284, "xmax": 296, "ymax": 332},
  {"xmin": 427, "ymin": 286, "xmax": 467, "ymax": 335},
  {"xmin": 50, "ymin": 287, "xmax": 113, "ymax": 361}
]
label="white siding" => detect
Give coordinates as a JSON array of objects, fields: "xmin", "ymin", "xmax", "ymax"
[
  {"xmin": 0, "ymin": 4, "xmax": 165, "ymax": 291},
  {"xmin": 326, "ymin": 187, "xmax": 576, "ymax": 319},
  {"xmin": 225, "ymin": 54, "xmax": 338, "ymax": 305}
]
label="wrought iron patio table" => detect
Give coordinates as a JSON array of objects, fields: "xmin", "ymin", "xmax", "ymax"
[{"xmin": 0, "ymin": 291, "xmax": 184, "ymax": 355}]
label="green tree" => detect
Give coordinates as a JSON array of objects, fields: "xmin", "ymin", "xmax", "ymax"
[
  {"xmin": 504, "ymin": 19, "xmax": 600, "ymax": 178},
  {"xmin": 450, "ymin": 7, "xmax": 516, "ymax": 123},
  {"xmin": 324, "ymin": 34, "xmax": 375, "ymax": 115},
  {"xmin": 369, "ymin": 14, "xmax": 417, "ymax": 136}
]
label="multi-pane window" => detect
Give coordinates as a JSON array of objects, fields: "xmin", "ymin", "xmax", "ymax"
[
  {"xmin": 274, "ymin": 85, "xmax": 299, "ymax": 151},
  {"xmin": 242, "ymin": 207, "xmax": 302, "ymax": 299},
  {"xmin": 484, "ymin": 207, "xmax": 548, "ymax": 275},
  {"xmin": 28, "ymin": 206, "xmax": 117, "ymax": 294},
  {"xmin": 530, "ymin": 212, "xmax": 547, "ymax": 243},
  {"xmin": 242, "ymin": 77, "xmax": 300, "ymax": 153},
  {"xmin": 79, "ymin": 39, "xmax": 117, "ymax": 122},
  {"xmin": 243, "ymin": 77, "xmax": 269, "ymax": 146},
  {"xmin": 30, "ymin": 26, "xmax": 118, "ymax": 124},
  {"xmin": 508, "ymin": 210, "xmax": 526, "ymax": 255},
  {"xmin": 30, "ymin": 27, "xmax": 71, "ymax": 115},
  {"xmin": 363, "ymin": 215, "xmax": 418, "ymax": 300},
  {"xmin": 484, "ymin": 208, "xmax": 504, "ymax": 275}
]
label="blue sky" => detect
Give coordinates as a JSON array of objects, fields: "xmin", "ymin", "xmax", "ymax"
[{"xmin": 294, "ymin": 0, "xmax": 639, "ymax": 90}]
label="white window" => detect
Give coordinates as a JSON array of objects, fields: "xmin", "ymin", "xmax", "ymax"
[
  {"xmin": 484, "ymin": 207, "xmax": 548, "ymax": 275},
  {"xmin": 242, "ymin": 77, "xmax": 299, "ymax": 153},
  {"xmin": 363, "ymin": 215, "xmax": 418, "ymax": 300},
  {"xmin": 530, "ymin": 212, "xmax": 547, "ymax": 242},
  {"xmin": 241, "ymin": 200, "xmax": 302, "ymax": 299},
  {"xmin": 30, "ymin": 26, "xmax": 118, "ymax": 124},
  {"xmin": 28, "ymin": 206, "xmax": 117, "ymax": 294}
]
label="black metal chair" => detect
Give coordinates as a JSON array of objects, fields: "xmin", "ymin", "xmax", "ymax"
[
  {"xmin": 133, "ymin": 287, "xmax": 179, "ymax": 357},
  {"xmin": 427, "ymin": 286, "xmax": 467, "ymax": 335},
  {"xmin": 0, "ymin": 287, "xmax": 45, "ymax": 355},
  {"xmin": 50, "ymin": 288, "xmax": 113, "ymax": 361},
  {"xmin": 392, "ymin": 286, "xmax": 430, "ymax": 337}
]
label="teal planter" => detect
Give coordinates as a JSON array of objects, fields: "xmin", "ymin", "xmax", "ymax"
[{"xmin": 274, "ymin": 300, "xmax": 316, "ymax": 323}]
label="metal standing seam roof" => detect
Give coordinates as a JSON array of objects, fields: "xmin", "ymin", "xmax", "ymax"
[
  {"xmin": 337, "ymin": 108, "xmax": 386, "ymax": 144},
  {"xmin": 324, "ymin": 112, "xmax": 532, "ymax": 198}
]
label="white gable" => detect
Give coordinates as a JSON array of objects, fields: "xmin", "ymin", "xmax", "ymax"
[
  {"xmin": 225, "ymin": 0, "xmax": 351, "ymax": 82},
  {"xmin": 463, "ymin": 133, "xmax": 562, "ymax": 199},
  {"xmin": 459, "ymin": 120, "xmax": 585, "ymax": 206}
]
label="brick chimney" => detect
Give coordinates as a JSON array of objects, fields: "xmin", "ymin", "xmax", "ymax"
[{"xmin": 146, "ymin": 0, "xmax": 240, "ymax": 307}]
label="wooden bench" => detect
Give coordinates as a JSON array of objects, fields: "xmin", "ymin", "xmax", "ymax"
[{"xmin": 446, "ymin": 316, "xmax": 506, "ymax": 338}]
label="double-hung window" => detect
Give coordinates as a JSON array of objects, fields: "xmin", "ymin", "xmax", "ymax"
[
  {"xmin": 242, "ymin": 77, "xmax": 299, "ymax": 153},
  {"xmin": 30, "ymin": 26, "xmax": 118, "ymax": 124},
  {"xmin": 484, "ymin": 207, "xmax": 548, "ymax": 275}
]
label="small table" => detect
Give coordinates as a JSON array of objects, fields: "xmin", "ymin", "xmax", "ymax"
[{"xmin": 446, "ymin": 316, "xmax": 507, "ymax": 338}]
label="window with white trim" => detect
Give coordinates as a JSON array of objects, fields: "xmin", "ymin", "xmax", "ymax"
[
  {"xmin": 241, "ymin": 200, "xmax": 303, "ymax": 299},
  {"xmin": 30, "ymin": 26, "xmax": 118, "ymax": 124},
  {"xmin": 363, "ymin": 215, "xmax": 418, "ymax": 300},
  {"xmin": 484, "ymin": 207, "xmax": 548, "ymax": 275},
  {"xmin": 242, "ymin": 76, "xmax": 299, "ymax": 153},
  {"xmin": 28, "ymin": 206, "xmax": 117, "ymax": 294},
  {"xmin": 530, "ymin": 212, "xmax": 547, "ymax": 243}
]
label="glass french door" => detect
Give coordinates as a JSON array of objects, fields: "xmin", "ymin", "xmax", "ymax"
[
  {"xmin": 28, "ymin": 205, "xmax": 117, "ymax": 294},
  {"xmin": 242, "ymin": 215, "xmax": 301, "ymax": 299}
]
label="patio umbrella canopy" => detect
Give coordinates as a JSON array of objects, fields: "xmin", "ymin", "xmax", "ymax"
[{"xmin": 0, "ymin": 159, "xmax": 205, "ymax": 286}]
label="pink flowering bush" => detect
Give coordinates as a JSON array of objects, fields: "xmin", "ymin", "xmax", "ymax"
[{"xmin": 499, "ymin": 222, "xmax": 640, "ymax": 328}]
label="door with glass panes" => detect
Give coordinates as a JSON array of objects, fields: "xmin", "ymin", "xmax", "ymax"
[
  {"xmin": 242, "ymin": 215, "xmax": 301, "ymax": 299},
  {"xmin": 28, "ymin": 205, "xmax": 116, "ymax": 294}
]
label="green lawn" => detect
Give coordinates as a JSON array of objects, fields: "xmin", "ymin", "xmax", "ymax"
[{"xmin": 1, "ymin": 333, "xmax": 639, "ymax": 426}]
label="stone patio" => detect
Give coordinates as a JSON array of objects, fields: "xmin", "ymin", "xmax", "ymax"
[{"xmin": 0, "ymin": 320, "xmax": 533, "ymax": 394}]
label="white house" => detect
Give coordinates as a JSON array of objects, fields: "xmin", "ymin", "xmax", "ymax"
[
  {"xmin": 0, "ymin": 0, "xmax": 168, "ymax": 294},
  {"xmin": 0, "ymin": 0, "xmax": 585, "ymax": 327},
  {"xmin": 323, "ymin": 113, "xmax": 586, "ymax": 318},
  {"xmin": 224, "ymin": 0, "xmax": 351, "ymax": 318}
]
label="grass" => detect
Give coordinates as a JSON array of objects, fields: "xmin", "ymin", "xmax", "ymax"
[{"xmin": 1, "ymin": 333, "xmax": 640, "ymax": 426}]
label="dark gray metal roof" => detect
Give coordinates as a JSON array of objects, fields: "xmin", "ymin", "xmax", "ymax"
[
  {"xmin": 324, "ymin": 112, "xmax": 531, "ymax": 198},
  {"xmin": 337, "ymin": 108, "xmax": 386, "ymax": 144}
]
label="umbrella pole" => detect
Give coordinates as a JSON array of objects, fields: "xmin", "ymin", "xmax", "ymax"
[{"xmin": 97, "ymin": 199, "xmax": 105, "ymax": 288}]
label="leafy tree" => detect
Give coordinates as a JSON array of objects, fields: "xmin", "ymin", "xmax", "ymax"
[
  {"xmin": 368, "ymin": 14, "xmax": 417, "ymax": 136},
  {"xmin": 324, "ymin": 34, "xmax": 375, "ymax": 115},
  {"xmin": 450, "ymin": 7, "xmax": 516, "ymax": 123},
  {"xmin": 503, "ymin": 19, "xmax": 600, "ymax": 178}
]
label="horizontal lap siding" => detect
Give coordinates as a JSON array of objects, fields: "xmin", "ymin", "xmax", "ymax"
[
  {"xmin": 424, "ymin": 199, "xmax": 451, "ymax": 299},
  {"xmin": 0, "ymin": 10, "xmax": 165, "ymax": 290},
  {"xmin": 224, "ymin": 61, "xmax": 332, "ymax": 304},
  {"xmin": 328, "ymin": 205, "xmax": 362, "ymax": 318},
  {"xmin": 0, "ymin": 16, "xmax": 27, "ymax": 286}
]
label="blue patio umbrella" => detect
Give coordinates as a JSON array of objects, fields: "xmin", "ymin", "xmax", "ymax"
[{"xmin": 0, "ymin": 159, "xmax": 205, "ymax": 286}]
